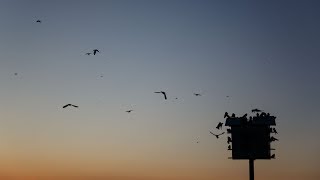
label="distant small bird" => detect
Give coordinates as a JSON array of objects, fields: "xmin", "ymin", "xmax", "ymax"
[
  {"xmin": 62, "ymin": 104, "xmax": 78, "ymax": 108},
  {"xmin": 126, "ymin": 110, "xmax": 133, "ymax": 113},
  {"xmin": 224, "ymin": 112, "xmax": 230, "ymax": 118},
  {"xmin": 85, "ymin": 52, "xmax": 91, "ymax": 55},
  {"xmin": 252, "ymin": 108, "xmax": 262, "ymax": 113},
  {"xmin": 228, "ymin": 145, "xmax": 232, "ymax": 150},
  {"xmin": 93, "ymin": 49, "xmax": 100, "ymax": 55},
  {"xmin": 216, "ymin": 122, "xmax": 223, "ymax": 129},
  {"xmin": 36, "ymin": 20, "xmax": 41, "ymax": 23},
  {"xmin": 154, "ymin": 91, "xmax": 167, "ymax": 100},
  {"xmin": 227, "ymin": 137, "xmax": 232, "ymax": 144},
  {"xmin": 270, "ymin": 154, "xmax": 276, "ymax": 159},
  {"xmin": 231, "ymin": 113, "xmax": 235, "ymax": 118},
  {"xmin": 14, "ymin": 73, "xmax": 18, "ymax": 76},
  {"xmin": 210, "ymin": 131, "xmax": 225, "ymax": 138},
  {"xmin": 226, "ymin": 96, "xmax": 229, "ymax": 98},
  {"xmin": 194, "ymin": 93, "xmax": 201, "ymax": 96},
  {"xmin": 272, "ymin": 128, "xmax": 278, "ymax": 134},
  {"xmin": 196, "ymin": 141, "xmax": 199, "ymax": 143}
]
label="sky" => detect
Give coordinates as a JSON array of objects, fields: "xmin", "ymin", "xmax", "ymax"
[{"xmin": 0, "ymin": 0, "xmax": 320, "ymax": 179}]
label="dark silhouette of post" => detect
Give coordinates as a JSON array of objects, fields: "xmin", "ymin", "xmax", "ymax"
[
  {"xmin": 224, "ymin": 111, "xmax": 277, "ymax": 180},
  {"xmin": 249, "ymin": 159, "xmax": 254, "ymax": 180}
]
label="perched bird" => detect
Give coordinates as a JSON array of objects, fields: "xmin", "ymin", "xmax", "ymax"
[
  {"xmin": 270, "ymin": 154, "xmax": 276, "ymax": 159},
  {"xmin": 270, "ymin": 136, "xmax": 279, "ymax": 142},
  {"xmin": 272, "ymin": 128, "xmax": 278, "ymax": 134},
  {"xmin": 62, "ymin": 104, "xmax": 78, "ymax": 108},
  {"xmin": 93, "ymin": 49, "xmax": 100, "ymax": 55},
  {"xmin": 154, "ymin": 91, "xmax": 167, "ymax": 100},
  {"xmin": 242, "ymin": 113, "xmax": 247, "ymax": 118},
  {"xmin": 228, "ymin": 145, "xmax": 232, "ymax": 150},
  {"xmin": 227, "ymin": 137, "xmax": 232, "ymax": 144},
  {"xmin": 126, "ymin": 110, "xmax": 133, "ymax": 113},
  {"xmin": 216, "ymin": 122, "xmax": 223, "ymax": 129},
  {"xmin": 210, "ymin": 131, "xmax": 225, "ymax": 138},
  {"xmin": 224, "ymin": 112, "xmax": 230, "ymax": 118},
  {"xmin": 227, "ymin": 128, "xmax": 232, "ymax": 133},
  {"xmin": 252, "ymin": 108, "xmax": 262, "ymax": 113},
  {"xmin": 36, "ymin": 20, "xmax": 41, "ymax": 23},
  {"xmin": 231, "ymin": 113, "xmax": 236, "ymax": 118},
  {"xmin": 194, "ymin": 93, "xmax": 201, "ymax": 96},
  {"xmin": 85, "ymin": 52, "xmax": 91, "ymax": 55}
]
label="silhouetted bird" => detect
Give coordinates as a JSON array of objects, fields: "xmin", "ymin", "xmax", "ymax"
[
  {"xmin": 224, "ymin": 112, "xmax": 230, "ymax": 118},
  {"xmin": 210, "ymin": 131, "xmax": 225, "ymax": 138},
  {"xmin": 194, "ymin": 93, "xmax": 201, "ymax": 96},
  {"xmin": 242, "ymin": 113, "xmax": 247, "ymax": 118},
  {"xmin": 62, "ymin": 104, "xmax": 78, "ymax": 108},
  {"xmin": 216, "ymin": 122, "xmax": 223, "ymax": 129},
  {"xmin": 85, "ymin": 52, "xmax": 91, "ymax": 55},
  {"xmin": 228, "ymin": 145, "xmax": 232, "ymax": 150},
  {"xmin": 154, "ymin": 91, "xmax": 167, "ymax": 100},
  {"xmin": 270, "ymin": 154, "xmax": 276, "ymax": 159},
  {"xmin": 273, "ymin": 128, "xmax": 278, "ymax": 134},
  {"xmin": 227, "ymin": 137, "xmax": 232, "ymax": 144},
  {"xmin": 252, "ymin": 108, "xmax": 262, "ymax": 113},
  {"xmin": 14, "ymin": 73, "xmax": 18, "ymax": 76},
  {"xmin": 231, "ymin": 113, "xmax": 235, "ymax": 118},
  {"xmin": 36, "ymin": 20, "xmax": 41, "ymax": 23},
  {"xmin": 227, "ymin": 128, "xmax": 232, "ymax": 133},
  {"xmin": 93, "ymin": 49, "xmax": 100, "ymax": 55},
  {"xmin": 270, "ymin": 136, "xmax": 279, "ymax": 142},
  {"xmin": 126, "ymin": 110, "xmax": 133, "ymax": 113}
]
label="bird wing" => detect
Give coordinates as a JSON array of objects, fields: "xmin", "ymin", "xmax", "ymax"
[
  {"xmin": 210, "ymin": 131, "xmax": 216, "ymax": 136},
  {"xmin": 71, "ymin": 105, "xmax": 78, "ymax": 108},
  {"xmin": 62, "ymin": 104, "xmax": 70, "ymax": 108},
  {"xmin": 162, "ymin": 92, "xmax": 167, "ymax": 99},
  {"xmin": 219, "ymin": 132, "xmax": 225, "ymax": 136}
]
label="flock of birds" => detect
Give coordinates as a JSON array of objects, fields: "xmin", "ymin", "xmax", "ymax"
[{"xmin": 32, "ymin": 19, "xmax": 277, "ymax": 155}]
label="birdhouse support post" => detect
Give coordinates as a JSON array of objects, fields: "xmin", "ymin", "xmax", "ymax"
[{"xmin": 249, "ymin": 158, "xmax": 254, "ymax": 180}]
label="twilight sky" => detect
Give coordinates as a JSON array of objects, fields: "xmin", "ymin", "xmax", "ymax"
[{"xmin": 0, "ymin": 0, "xmax": 319, "ymax": 180}]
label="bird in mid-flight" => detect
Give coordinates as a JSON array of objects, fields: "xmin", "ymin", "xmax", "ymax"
[
  {"xmin": 85, "ymin": 52, "xmax": 91, "ymax": 55},
  {"xmin": 36, "ymin": 20, "xmax": 41, "ymax": 23},
  {"xmin": 224, "ymin": 112, "xmax": 230, "ymax": 118},
  {"xmin": 210, "ymin": 131, "xmax": 225, "ymax": 138},
  {"xmin": 252, "ymin": 108, "xmax": 263, "ymax": 113},
  {"xmin": 216, "ymin": 122, "xmax": 223, "ymax": 129},
  {"xmin": 93, "ymin": 49, "xmax": 100, "ymax": 55},
  {"xmin": 194, "ymin": 93, "xmax": 201, "ymax": 96},
  {"xmin": 62, "ymin": 104, "xmax": 78, "ymax": 108},
  {"xmin": 154, "ymin": 91, "xmax": 167, "ymax": 100},
  {"xmin": 126, "ymin": 110, "xmax": 133, "ymax": 113}
]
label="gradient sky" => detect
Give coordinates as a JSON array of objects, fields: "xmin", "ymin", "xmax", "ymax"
[{"xmin": 0, "ymin": 0, "xmax": 320, "ymax": 180}]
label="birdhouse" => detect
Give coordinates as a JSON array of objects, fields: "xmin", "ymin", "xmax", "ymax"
[{"xmin": 225, "ymin": 113, "xmax": 276, "ymax": 160}]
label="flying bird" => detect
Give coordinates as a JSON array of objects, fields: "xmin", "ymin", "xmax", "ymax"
[
  {"xmin": 194, "ymin": 93, "xmax": 201, "ymax": 96},
  {"xmin": 14, "ymin": 73, "xmax": 18, "ymax": 76},
  {"xmin": 154, "ymin": 91, "xmax": 167, "ymax": 100},
  {"xmin": 252, "ymin": 108, "xmax": 263, "ymax": 113},
  {"xmin": 36, "ymin": 20, "xmax": 41, "ymax": 23},
  {"xmin": 62, "ymin": 104, "xmax": 78, "ymax": 108},
  {"xmin": 93, "ymin": 49, "xmax": 100, "ymax": 55},
  {"xmin": 216, "ymin": 122, "xmax": 223, "ymax": 129},
  {"xmin": 210, "ymin": 131, "xmax": 225, "ymax": 138},
  {"xmin": 126, "ymin": 110, "xmax": 133, "ymax": 113},
  {"xmin": 85, "ymin": 52, "xmax": 91, "ymax": 55}
]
